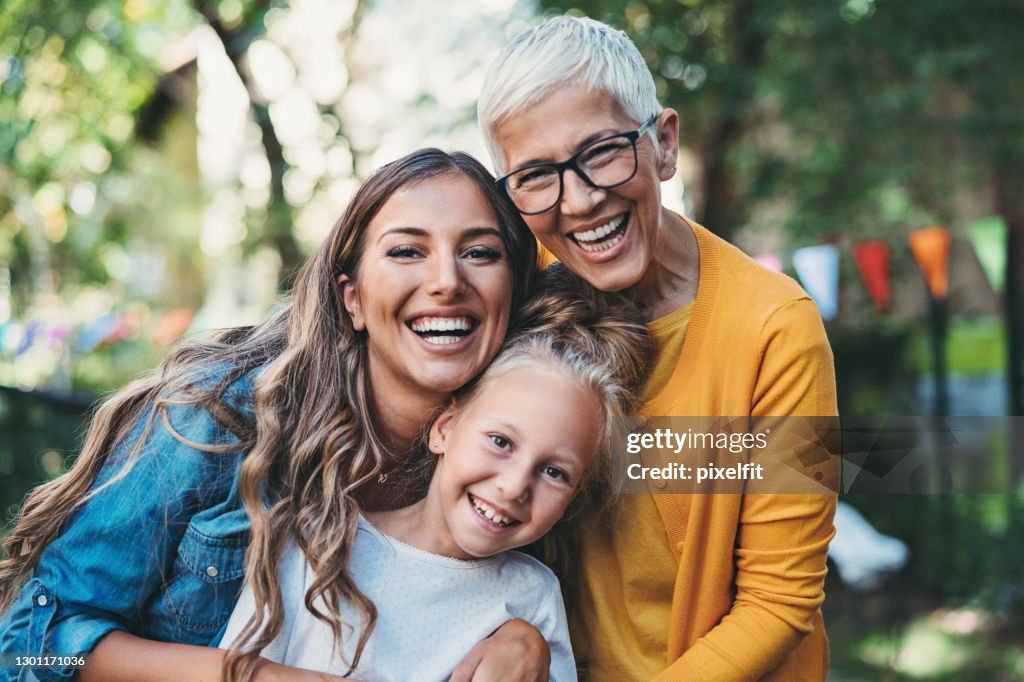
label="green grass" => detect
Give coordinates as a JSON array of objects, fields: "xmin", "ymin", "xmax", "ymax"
[{"xmin": 907, "ymin": 317, "xmax": 1006, "ymax": 375}]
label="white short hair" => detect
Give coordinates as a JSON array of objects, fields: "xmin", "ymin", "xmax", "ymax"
[{"xmin": 478, "ymin": 15, "xmax": 661, "ymax": 175}]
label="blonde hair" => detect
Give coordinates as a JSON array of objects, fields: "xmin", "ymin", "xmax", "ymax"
[
  {"xmin": 478, "ymin": 15, "xmax": 661, "ymax": 174},
  {"xmin": 454, "ymin": 263, "xmax": 654, "ymax": 570},
  {"xmin": 0, "ymin": 149, "xmax": 537, "ymax": 682}
]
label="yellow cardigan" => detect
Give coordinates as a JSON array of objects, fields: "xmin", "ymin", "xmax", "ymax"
[{"xmin": 642, "ymin": 222, "xmax": 838, "ymax": 681}]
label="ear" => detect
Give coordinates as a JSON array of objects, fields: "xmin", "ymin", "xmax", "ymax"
[
  {"xmin": 654, "ymin": 108, "xmax": 680, "ymax": 181},
  {"xmin": 428, "ymin": 402, "xmax": 458, "ymax": 455},
  {"xmin": 338, "ymin": 274, "xmax": 365, "ymax": 331}
]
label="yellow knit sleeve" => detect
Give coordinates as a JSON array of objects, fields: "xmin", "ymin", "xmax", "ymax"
[
  {"xmin": 751, "ymin": 297, "xmax": 838, "ymax": 418},
  {"xmin": 655, "ymin": 297, "xmax": 838, "ymax": 682}
]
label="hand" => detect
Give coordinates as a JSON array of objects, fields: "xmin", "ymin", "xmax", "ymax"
[{"xmin": 450, "ymin": 619, "xmax": 550, "ymax": 682}]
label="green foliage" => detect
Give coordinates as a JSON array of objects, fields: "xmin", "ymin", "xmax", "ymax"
[
  {"xmin": 830, "ymin": 323, "xmax": 918, "ymax": 415},
  {"xmin": 0, "ymin": 0, "xmax": 295, "ymax": 399},
  {"xmin": 848, "ymin": 494, "xmax": 1024, "ymax": 617},
  {"xmin": 0, "ymin": 0, "xmax": 198, "ymax": 316},
  {"xmin": 0, "ymin": 390, "xmax": 87, "ymax": 530},
  {"xmin": 775, "ymin": 0, "xmax": 1024, "ymax": 238},
  {"xmin": 1, "ymin": 1, "xmax": 189, "ymax": 179}
]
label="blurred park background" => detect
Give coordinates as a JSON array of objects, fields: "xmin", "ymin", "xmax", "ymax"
[{"xmin": 2, "ymin": 0, "xmax": 1023, "ymax": 678}]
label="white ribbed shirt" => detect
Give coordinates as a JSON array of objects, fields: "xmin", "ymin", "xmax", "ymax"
[{"xmin": 220, "ymin": 515, "xmax": 576, "ymax": 681}]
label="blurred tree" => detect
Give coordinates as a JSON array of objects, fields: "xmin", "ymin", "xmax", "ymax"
[
  {"xmin": 191, "ymin": 0, "xmax": 365, "ymax": 279},
  {"xmin": 0, "ymin": 0, "xmax": 185, "ymax": 314},
  {"xmin": 0, "ymin": 0, "xmax": 369, "ymax": 403},
  {"xmin": 775, "ymin": 0, "xmax": 1024, "ymax": 415},
  {"xmin": 0, "ymin": 0, "xmax": 367, "ymax": 313}
]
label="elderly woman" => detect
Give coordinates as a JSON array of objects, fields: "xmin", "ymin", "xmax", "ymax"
[{"xmin": 479, "ymin": 16, "xmax": 838, "ymax": 682}]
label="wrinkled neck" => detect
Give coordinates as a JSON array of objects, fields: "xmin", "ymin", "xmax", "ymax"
[{"xmin": 629, "ymin": 209, "xmax": 700, "ymax": 321}]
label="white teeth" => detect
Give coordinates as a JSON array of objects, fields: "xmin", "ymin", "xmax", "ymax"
[
  {"xmin": 578, "ymin": 229, "xmax": 626, "ymax": 253},
  {"xmin": 572, "ymin": 214, "xmax": 628, "ymax": 250},
  {"xmin": 410, "ymin": 316, "xmax": 472, "ymax": 333},
  {"xmin": 470, "ymin": 495, "xmax": 515, "ymax": 527},
  {"xmin": 421, "ymin": 335, "xmax": 461, "ymax": 345},
  {"xmin": 573, "ymin": 214, "xmax": 627, "ymax": 243}
]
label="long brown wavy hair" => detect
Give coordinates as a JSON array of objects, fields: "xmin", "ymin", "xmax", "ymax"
[{"xmin": 0, "ymin": 148, "xmax": 537, "ymax": 681}]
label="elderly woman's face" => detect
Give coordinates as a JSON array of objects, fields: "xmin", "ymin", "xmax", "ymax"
[
  {"xmin": 342, "ymin": 173, "xmax": 514, "ymax": 404},
  {"xmin": 496, "ymin": 87, "xmax": 675, "ymax": 293}
]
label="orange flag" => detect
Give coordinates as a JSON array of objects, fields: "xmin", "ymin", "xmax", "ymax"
[{"xmin": 908, "ymin": 226, "xmax": 951, "ymax": 300}]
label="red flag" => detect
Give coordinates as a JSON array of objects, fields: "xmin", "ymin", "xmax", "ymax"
[{"xmin": 852, "ymin": 240, "xmax": 891, "ymax": 313}]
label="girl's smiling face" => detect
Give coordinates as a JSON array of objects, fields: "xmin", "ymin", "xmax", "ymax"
[
  {"xmin": 341, "ymin": 173, "xmax": 515, "ymax": 408},
  {"xmin": 422, "ymin": 362, "xmax": 603, "ymax": 560}
]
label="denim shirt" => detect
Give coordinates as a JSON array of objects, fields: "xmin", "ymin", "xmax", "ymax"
[{"xmin": 0, "ymin": 374, "xmax": 255, "ymax": 682}]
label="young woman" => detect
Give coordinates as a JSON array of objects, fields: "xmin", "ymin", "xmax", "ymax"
[
  {"xmin": 221, "ymin": 276, "xmax": 655, "ymax": 681},
  {"xmin": 0, "ymin": 149, "xmax": 544, "ymax": 682},
  {"xmin": 479, "ymin": 16, "xmax": 838, "ymax": 682}
]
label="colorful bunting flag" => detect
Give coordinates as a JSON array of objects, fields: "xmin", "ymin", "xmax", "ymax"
[
  {"xmin": 753, "ymin": 253, "xmax": 784, "ymax": 273},
  {"xmin": 74, "ymin": 313, "xmax": 120, "ymax": 354},
  {"xmin": 793, "ymin": 244, "xmax": 840, "ymax": 320},
  {"xmin": 908, "ymin": 226, "xmax": 951, "ymax": 300},
  {"xmin": 967, "ymin": 216, "xmax": 1008, "ymax": 293},
  {"xmin": 852, "ymin": 240, "xmax": 892, "ymax": 313},
  {"xmin": 153, "ymin": 309, "xmax": 195, "ymax": 346}
]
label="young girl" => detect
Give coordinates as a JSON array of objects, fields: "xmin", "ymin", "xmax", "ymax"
[{"xmin": 220, "ymin": 274, "xmax": 654, "ymax": 682}]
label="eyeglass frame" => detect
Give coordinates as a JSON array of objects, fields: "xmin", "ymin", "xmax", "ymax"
[{"xmin": 496, "ymin": 114, "xmax": 661, "ymax": 216}]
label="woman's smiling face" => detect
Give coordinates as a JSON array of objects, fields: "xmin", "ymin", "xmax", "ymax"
[
  {"xmin": 342, "ymin": 173, "xmax": 514, "ymax": 406},
  {"xmin": 495, "ymin": 86, "xmax": 678, "ymax": 293}
]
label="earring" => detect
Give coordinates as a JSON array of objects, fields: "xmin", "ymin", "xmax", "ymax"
[{"xmin": 432, "ymin": 441, "xmax": 440, "ymax": 449}]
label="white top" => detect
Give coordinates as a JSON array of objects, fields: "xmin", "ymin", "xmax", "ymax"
[{"xmin": 220, "ymin": 515, "xmax": 577, "ymax": 681}]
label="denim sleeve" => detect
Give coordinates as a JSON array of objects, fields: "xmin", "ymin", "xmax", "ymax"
[{"xmin": 0, "ymin": 390, "xmax": 249, "ymax": 682}]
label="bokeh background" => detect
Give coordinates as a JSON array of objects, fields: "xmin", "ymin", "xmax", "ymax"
[{"xmin": 2, "ymin": 1, "xmax": 1023, "ymax": 679}]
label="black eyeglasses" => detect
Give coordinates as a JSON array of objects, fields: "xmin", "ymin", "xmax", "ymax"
[{"xmin": 497, "ymin": 115, "xmax": 659, "ymax": 216}]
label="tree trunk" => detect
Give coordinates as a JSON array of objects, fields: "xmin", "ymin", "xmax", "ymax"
[
  {"xmin": 993, "ymin": 164, "xmax": 1024, "ymax": 417},
  {"xmin": 193, "ymin": 0, "xmax": 304, "ymax": 283},
  {"xmin": 694, "ymin": 0, "xmax": 767, "ymax": 241}
]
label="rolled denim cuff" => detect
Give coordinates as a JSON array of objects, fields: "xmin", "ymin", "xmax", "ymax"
[{"xmin": 2, "ymin": 579, "xmax": 123, "ymax": 682}]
